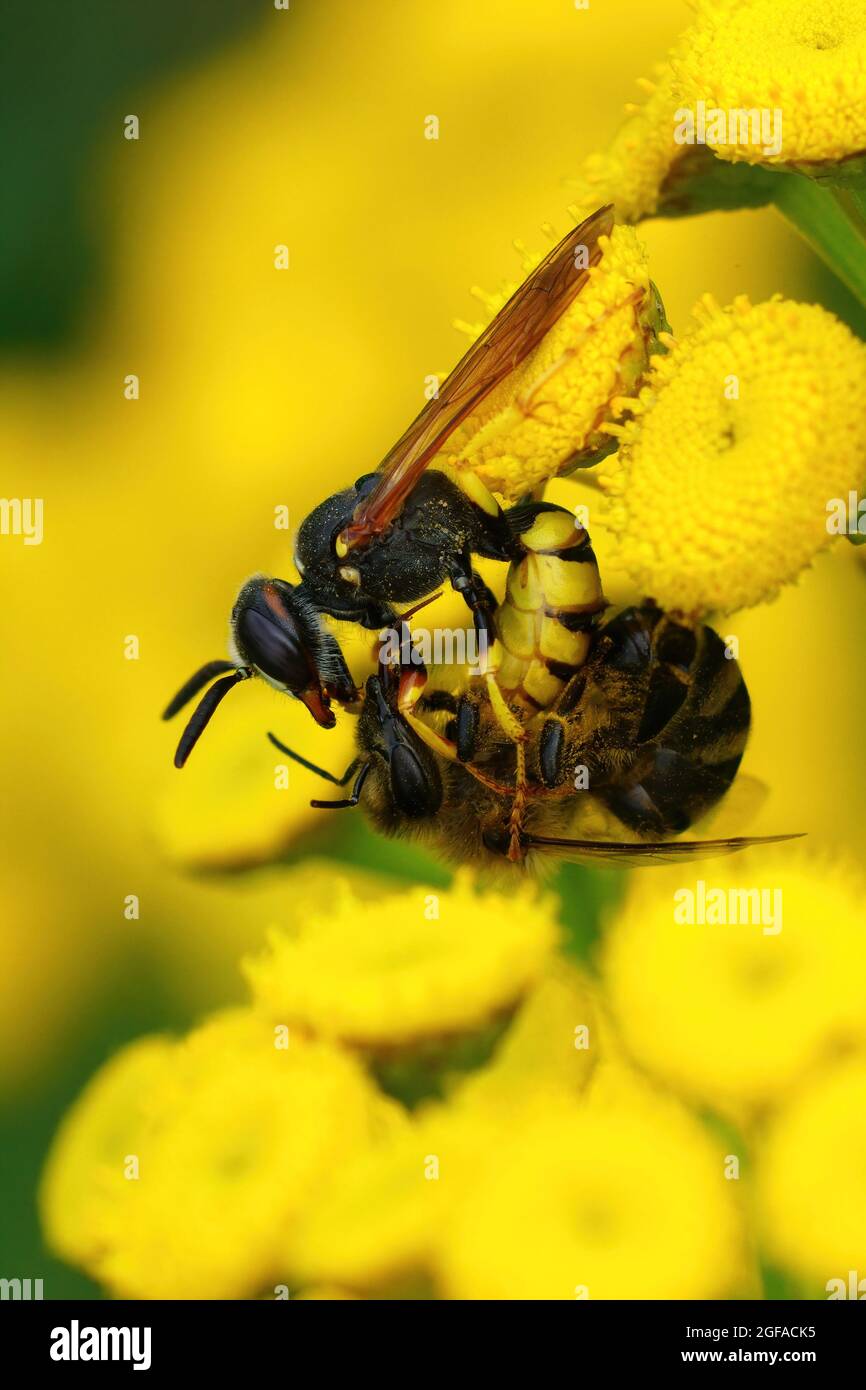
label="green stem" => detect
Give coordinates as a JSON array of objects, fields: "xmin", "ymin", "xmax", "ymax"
[{"xmin": 772, "ymin": 172, "xmax": 866, "ymax": 309}]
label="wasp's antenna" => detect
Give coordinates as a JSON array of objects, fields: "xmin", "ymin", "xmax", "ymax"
[
  {"xmin": 162, "ymin": 660, "xmax": 238, "ymax": 721},
  {"xmin": 173, "ymin": 668, "xmax": 251, "ymax": 768}
]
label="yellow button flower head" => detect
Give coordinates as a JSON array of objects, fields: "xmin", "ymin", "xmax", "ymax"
[
  {"xmin": 244, "ymin": 869, "xmax": 559, "ymax": 1050},
  {"xmin": 602, "ymin": 852, "xmax": 866, "ymax": 1120},
  {"xmin": 756, "ymin": 1056, "xmax": 866, "ymax": 1286},
  {"xmin": 602, "ymin": 294, "xmax": 866, "ymax": 613},
  {"xmin": 456, "ymin": 960, "xmax": 598, "ymax": 1110},
  {"xmin": 436, "ymin": 1090, "xmax": 744, "ymax": 1300},
  {"xmin": 41, "ymin": 1010, "xmax": 389, "ymax": 1299},
  {"xmin": 288, "ymin": 967, "xmax": 595, "ymax": 1293},
  {"xmin": 288, "ymin": 1101, "xmax": 490, "ymax": 1294},
  {"xmin": 39, "ymin": 1035, "xmax": 176, "ymax": 1269},
  {"xmin": 567, "ymin": 67, "xmax": 692, "ymax": 225},
  {"xmin": 672, "ymin": 0, "xmax": 866, "ymax": 169},
  {"xmin": 447, "ymin": 225, "xmax": 664, "ymax": 500}
]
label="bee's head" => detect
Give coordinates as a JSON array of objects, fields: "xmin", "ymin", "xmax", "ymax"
[
  {"xmin": 356, "ymin": 674, "xmax": 442, "ymax": 820},
  {"xmin": 163, "ymin": 576, "xmax": 357, "ymax": 768}
]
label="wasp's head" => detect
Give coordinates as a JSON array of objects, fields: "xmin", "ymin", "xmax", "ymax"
[
  {"xmin": 163, "ymin": 576, "xmax": 358, "ymax": 768},
  {"xmin": 230, "ymin": 576, "xmax": 344, "ymax": 725}
]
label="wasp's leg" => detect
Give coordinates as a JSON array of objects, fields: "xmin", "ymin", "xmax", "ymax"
[
  {"xmin": 395, "ymin": 660, "xmax": 460, "ymax": 765},
  {"xmin": 315, "ymin": 597, "xmax": 398, "ymax": 632},
  {"xmin": 445, "ymin": 549, "xmax": 499, "ymax": 650}
]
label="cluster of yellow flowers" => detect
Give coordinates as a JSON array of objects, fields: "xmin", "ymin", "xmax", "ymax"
[
  {"xmin": 601, "ymin": 294, "xmax": 866, "ymax": 613},
  {"xmin": 567, "ymin": 0, "xmax": 866, "ymax": 212},
  {"xmin": 446, "ymin": 0, "xmax": 866, "ymax": 614},
  {"xmin": 40, "ymin": 853, "xmax": 866, "ymax": 1300}
]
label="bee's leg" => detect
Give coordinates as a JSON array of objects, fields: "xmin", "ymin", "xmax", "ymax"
[
  {"xmin": 478, "ymin": 670, "xmax": 530, "ymax": 862},
  {"xmin": 395, "ymin": 661, "xmax": 461, "ymax": 765},
  {"xmin": 311, "ymin": 762, "xmax": 371, "ymax": 810},
  {"xmin": 451, "ymin": 695, "xmax": 480, "ymax": 763}
]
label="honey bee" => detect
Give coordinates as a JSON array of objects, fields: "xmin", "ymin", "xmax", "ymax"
[
  {"xmin": 164, "ymin": 206, "xmax": 626, "ymax": 766},
  {"xmin": 269, "ymin": 503, "xmax": 799, "ymax": 867}
]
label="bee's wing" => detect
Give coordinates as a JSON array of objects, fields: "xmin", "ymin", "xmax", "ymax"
[
  {"xmin": 688, "ymin": 773, "xmax": 771, "ymax": 838},
  {"xmin": 523, "ymin": 831, "xmax": 804, "ymax": 868},
  {"xmin": 341, "ymin": 204, "xmax": 615, "ymax": 550}
]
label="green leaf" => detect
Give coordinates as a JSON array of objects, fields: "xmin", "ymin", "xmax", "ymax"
[
  {"xmin": 655, "ymin": 147, "xmax": 779, "ymax": 217},
  {"xmin": 771, "ymin": 171, "xmax": 866, "ymax": 311}
]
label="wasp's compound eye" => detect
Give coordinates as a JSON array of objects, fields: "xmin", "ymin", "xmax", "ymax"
[{"xmin": 236, "ymin": 607, "xmax": 310, "ymax": 691}]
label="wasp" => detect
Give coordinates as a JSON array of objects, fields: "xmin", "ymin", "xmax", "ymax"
[
  {"xmin": 164, "ymin": 205, "xmax": 630, "ymax": 767},
  {"xmin": 268, "ymin": 502, "xmax": 798, "ymax": 867}
]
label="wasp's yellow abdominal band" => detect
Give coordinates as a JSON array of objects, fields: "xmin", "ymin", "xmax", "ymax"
[
  {"xmin": 672, "ymin": 0, "xmax": 866, "ymax": 168},
  {"xmin": 447, "ymin": 226, "xmax": 663, "ymax": 500},
  {"xmin": 601, "ymin": 294, "xmax": 866, "ymax": 614}
]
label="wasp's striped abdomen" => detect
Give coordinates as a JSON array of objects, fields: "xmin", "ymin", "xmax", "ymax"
[{"xmin": 494, "ymin": 504, "xmax": 606, "ymax": 711}]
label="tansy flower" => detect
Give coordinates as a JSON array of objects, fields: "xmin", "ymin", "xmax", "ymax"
[
  {"xmin": 447, "ymin": 225, "xmax": 665, "ymax": 500},
  {"xmin": 671, "ymin": 0, "xmax": 866, "ymax": 171},
  {"xmin": 435, "ymin": 1089, "xmax": 745, "ymax": 1300},
  {"xmin": 756, "ymin": 1056, "xmax": 866, "ymax": 1287},
  {"xmin": 456, "ymin": 959, "xmax": 597, "ymax": 1110},
  {"xmin": 566, "ymin": 67, "xmax": 693, "ymax": 225},
  {"xmin": 39, "ymin": 1035, "xmax": 176, "ymax": 1270},
  {"xmin": 286, "ymin": 967, "xmax": 597, "ymax": 1292},
  {"xmin": 243, "ymin": 869, "xmax": 559, "ymax": 1051},
  {"xmin": 601, "ymin": 294, "xmax": 866, "ymax": 613},
  {"xmin": 287, "ymin": 1101, "xmax": 492, "ymax": 1294},
  {"xmin": 41, "ymin": 1010, "xmax": 392, "ymax": 1299},
  {"xmin": 602, "ymin": 852, "xmax": 866, "ymax": 1122},
  {"xmin": 289, "ymin": 1080, "xmax": 621, "ymax": 1297}
]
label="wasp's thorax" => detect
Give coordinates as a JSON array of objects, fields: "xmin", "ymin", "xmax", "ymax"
[
  {"xmin": 293, "ymin": 477, "xmax": 390, "ymax": 619},
  {"xmin": 294, "ymin": 470, "xmax": 514, "ymax": 630}
]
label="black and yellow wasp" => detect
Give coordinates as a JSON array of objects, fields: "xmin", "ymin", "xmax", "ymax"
[{"xmin": 164, "ymin": 203, "xmax": 797, "ymax": 866}]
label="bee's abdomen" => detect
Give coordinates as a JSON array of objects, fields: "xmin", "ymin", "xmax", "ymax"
[
  {"xmin": 495, "ymin": 505, "xmax": 606, "ymax": 711},
  {"xmin": 596, "ymin": 609, "xmax": 752, "ymax": 836}
]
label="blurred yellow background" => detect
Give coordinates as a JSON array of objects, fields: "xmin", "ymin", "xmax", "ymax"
[{"xmin": 3, "ymin": 0, "xmax": 865, "ymax": 1296}]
